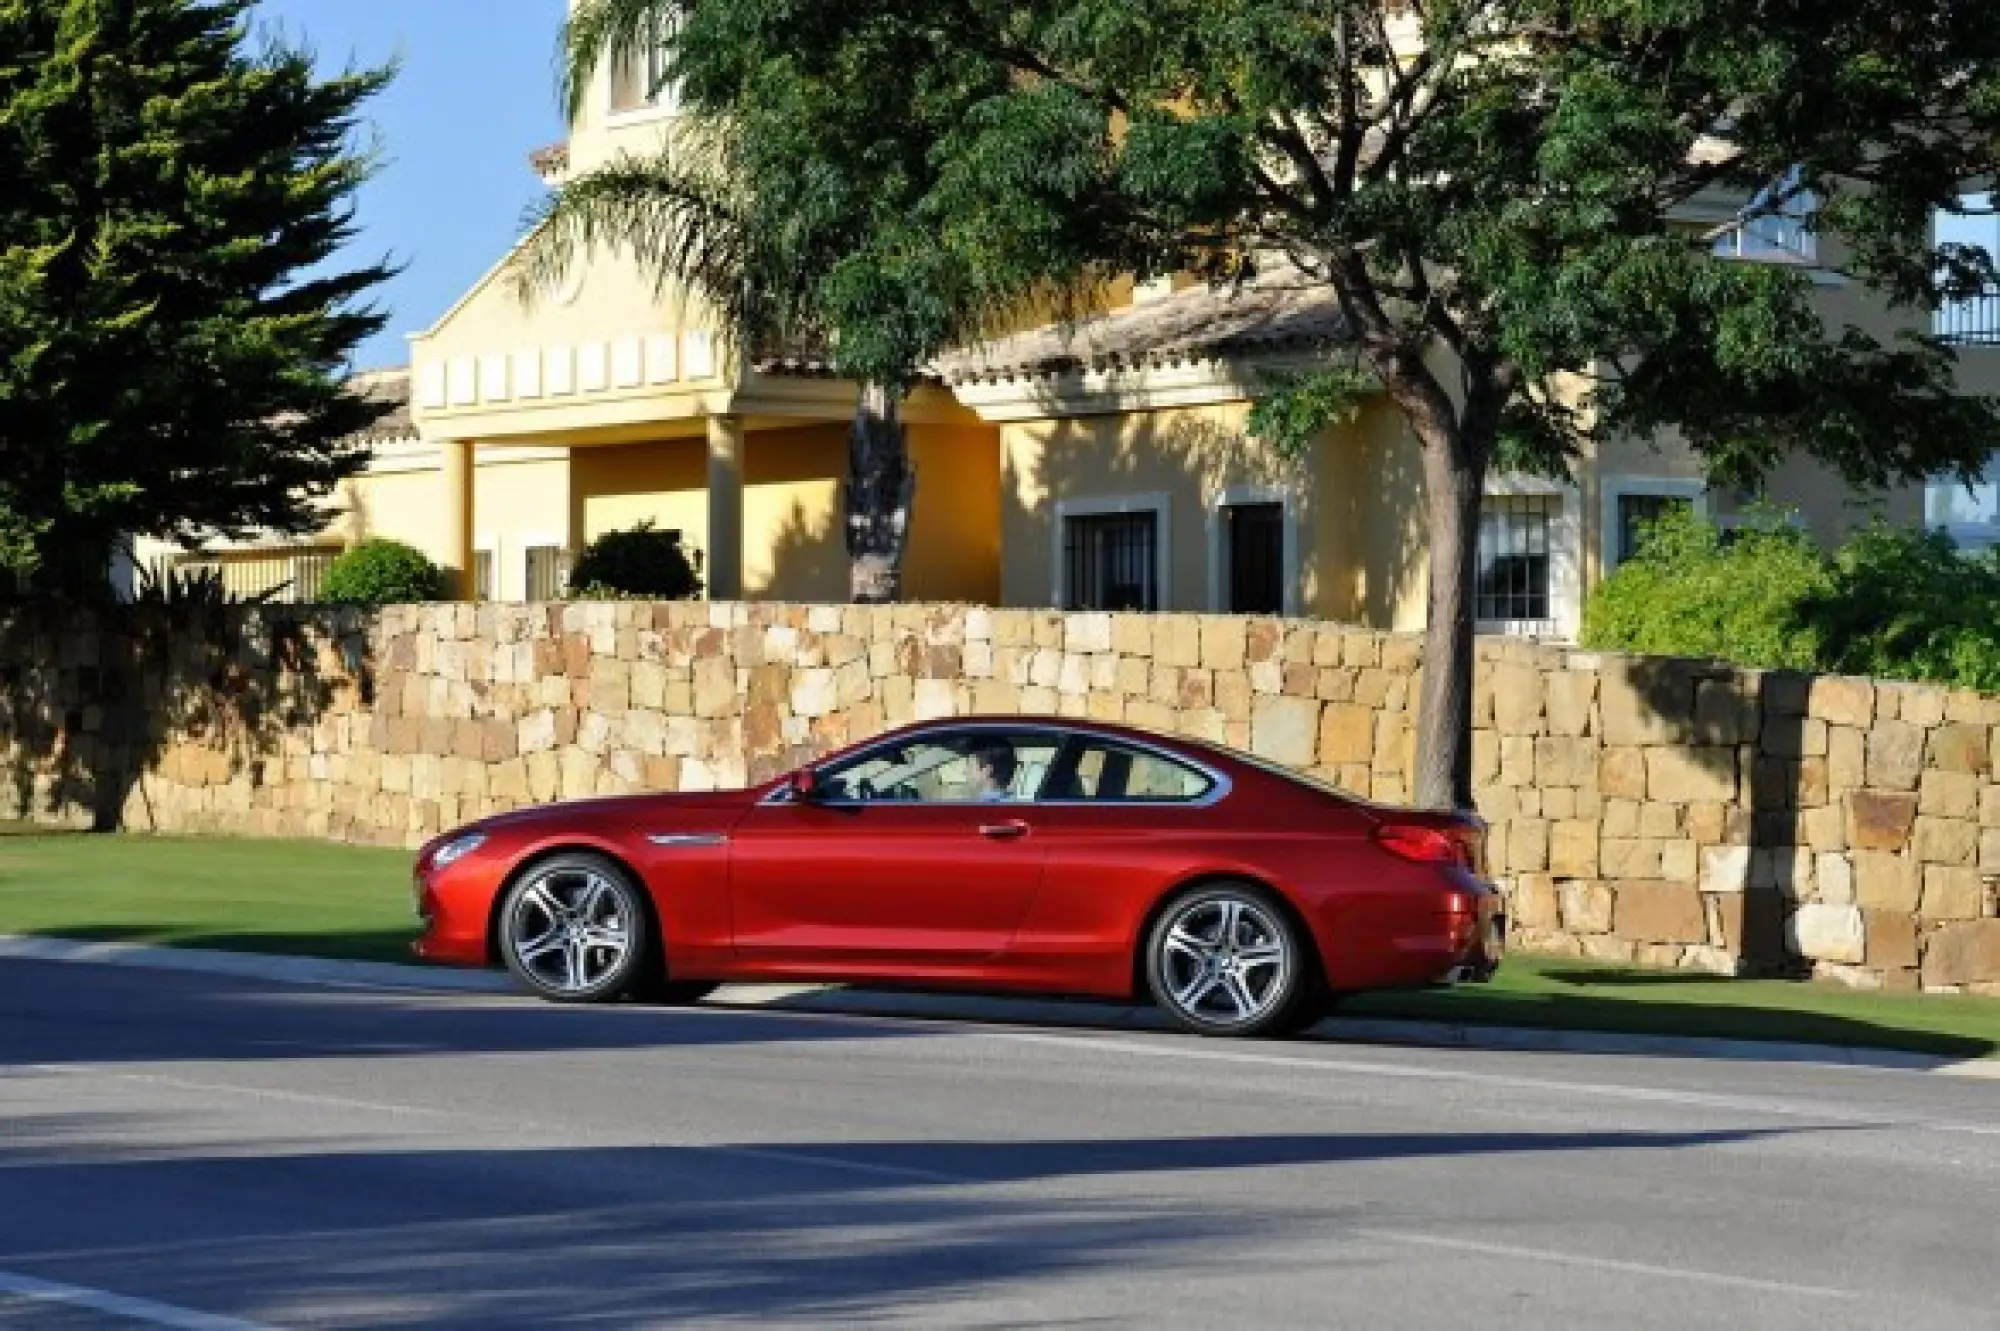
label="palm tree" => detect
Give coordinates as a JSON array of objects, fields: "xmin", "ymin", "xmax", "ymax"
[{"xmin": 513, "ymin": 0, "xmax": 1022, "ymax": 603}]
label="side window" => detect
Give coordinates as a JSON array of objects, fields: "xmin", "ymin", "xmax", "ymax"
[
  {"xmin": 819, "ymin": 732, "xmax": 1060, "ymax": 803},
  {"xmin": 1049, "ymin": 740, "xmax": 1214, "ymax": 803}
]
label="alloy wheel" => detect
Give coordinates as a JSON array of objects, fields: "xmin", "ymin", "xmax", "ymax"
[
  {"xmin": 504, "ymin": 861, "xmax": 639, "ymax": 999},
  {"xmin": 1149, "ymin": 891, "xmax": 1303, "ymax": 1035}
]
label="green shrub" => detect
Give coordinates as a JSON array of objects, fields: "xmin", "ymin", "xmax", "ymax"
[
  {"xmin": 1810, "ymin": 526, "xmax": 2000, "ymax": 691},
  {"xmin": 567, "ymin": 522, "xmax": 704, "ymax": 601},
  {"xmin": 318, "ymin": 539, "xmax": 444, "ymax": 605},
  {"xmin": 1583, "ymin": 507, "xmax": 2000, "ymax": 689},
  {"xmin": 1581, "ymin": 507, "xmax": 1829, "ymax": 671}
]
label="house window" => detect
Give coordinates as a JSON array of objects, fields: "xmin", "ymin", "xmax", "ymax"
[
  {"xmin": 473, "ymin": 550, "xmax": 495, "ymax": 602},
  {"xmin": 1064, "ymin": 511, "xmax": 1159, "ymax": 611},
  {"xmin": 1935, "ymin": 192, "xmax": 1998, "ymax": 346},
  {"xmin": 525, "ymin": 545, "xmax": 571, "ymax": 602},
  {"xmin": 1614, "ymin": 493, "xmax": 1693, "ymax": 566},
  {"xmin": 1713, "ymin": 166, "xmax": 1819, "ymax": 266},
  {"xmin": 609, "ymin": 16, "xmax": 679, "ymax": 114},
  {"xmin": 1220, "ymin": 501, "xmax": 1285, "ymax": 615},
  {"xmin": 1476, "ymin": 495, "xmax": 1556, "ymax": 626}
]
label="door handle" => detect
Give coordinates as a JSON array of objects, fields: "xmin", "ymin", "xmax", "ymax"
[{"xmin": 978, "ymin": 820, "xmax": 1030, "ymax": 840}]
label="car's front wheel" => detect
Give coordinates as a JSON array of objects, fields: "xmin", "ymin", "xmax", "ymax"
[
  {"xmin": 498, "ymin": 853, "xmax": 651, "ymax": 1004},
  {"xmin": 1145, "ymin": 885, "xmax": 1319, "ymax": 1038}
]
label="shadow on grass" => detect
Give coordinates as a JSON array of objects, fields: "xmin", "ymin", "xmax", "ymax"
[
  {"xmin": 1340, "ymin": 985, "xmax": 1999, "ymax": 1060},
  {"xmin": 1538, "ymin": 966, "xmax": 1740, "ymax": 988}
]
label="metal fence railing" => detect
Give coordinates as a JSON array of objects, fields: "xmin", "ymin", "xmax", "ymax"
[
  {"xmin": 162, "ymin": 548, "xmax": 340, "ymax": 604},
  {"xmin": 1938, "ymin": 293, "xmax": 2000, "ymax": 346}
]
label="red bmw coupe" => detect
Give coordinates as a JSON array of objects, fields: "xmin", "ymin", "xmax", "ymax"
[{"xmin": 413, "ymin": 718, "xmax": 1503, "ymax": 1038}]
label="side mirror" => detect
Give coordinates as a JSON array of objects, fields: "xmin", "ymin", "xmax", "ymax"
[{"xmin": 788, "ymin": 768, "xmax": 823, "ymax": 802}]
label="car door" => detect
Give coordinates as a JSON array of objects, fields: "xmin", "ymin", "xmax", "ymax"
[{"xmin": 725, "ymin": 727, "xmax": 1063, "ymax": 975}]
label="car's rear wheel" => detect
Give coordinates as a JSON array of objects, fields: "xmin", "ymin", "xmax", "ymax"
[
  {"xmin": 1145, "ymin": 885, "xmax": 1317, "ymax": 1038},
  {"xmin": 498, "ymin": 853, "xmax": 650, "ymax": 1004}
]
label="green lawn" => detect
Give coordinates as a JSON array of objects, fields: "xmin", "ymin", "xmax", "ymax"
[
  {"xmin": 2, "ymin": 828, "xmax": 1996, "ymax": 1060},
  {"xmin": 0, "ymin": 827, "xmax": 420, "ymax": 964}
]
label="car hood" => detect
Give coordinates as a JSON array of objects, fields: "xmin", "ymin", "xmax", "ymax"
[{"xmin": 465, "ymin": 789, "xmax": 764, "ymax": 836}]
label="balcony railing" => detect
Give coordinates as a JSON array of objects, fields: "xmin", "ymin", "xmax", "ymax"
[{"xmin": 1938, "ymin": 293, "xmax": 2000, "ymax": 346}]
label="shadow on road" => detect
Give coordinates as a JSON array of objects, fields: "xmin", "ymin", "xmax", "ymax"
[{"xmin": 0, "ymin": 1120, "xmax": 1808, "ymax": 1326}]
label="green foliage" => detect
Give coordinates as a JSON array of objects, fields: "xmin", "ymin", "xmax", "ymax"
[
  {"xmin": 567, "ymin": 522, "xmax": 704, "ymax": 601},
  {"xmin": 0, "ymin": 0, "xmax": 395, "ymax": 590},
  {"xmin": 1248, "ymin": 366, "xmax": 1371, "ymax": 460},
  {"xmin": 1581, "ymin": 508, "xmax": 1829, "ymax": 671},
  {"xmin": 1583, "ymin": 511, "xmax": 2000, "ymax": 691},
  {"xmin": 318, "ymin": 541, "xmax": 443, "ymax": 606},
  {"xmin": 1812, "ymin": 527, "xmax": 2000, "ymax": 692}
]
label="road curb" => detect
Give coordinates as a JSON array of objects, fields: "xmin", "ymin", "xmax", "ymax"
[{"xmin": 3, "ymin": 933, "xmax": 1994, "ymax": 1078}]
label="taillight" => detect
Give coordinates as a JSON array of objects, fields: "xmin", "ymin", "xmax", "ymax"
[{"xmin": 1374, "ymin": 823, "xmax": 1480, "ymax": 869}]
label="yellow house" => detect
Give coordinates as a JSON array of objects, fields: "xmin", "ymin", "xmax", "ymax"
[{"xmin": 136, "ymin": 5, "xmax": 2000, "ymax": 643}]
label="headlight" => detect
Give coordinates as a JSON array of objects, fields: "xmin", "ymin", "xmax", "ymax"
[{"xmin": 431, "ymin": 832, "xmax": 487, "ymax": 869}]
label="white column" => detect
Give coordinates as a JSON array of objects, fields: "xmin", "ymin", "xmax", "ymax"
[{"xmin": 706, "ymin": 415, "xmax": 744, "ymax": 601}]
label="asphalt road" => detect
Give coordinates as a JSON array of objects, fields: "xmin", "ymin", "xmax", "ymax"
[{"xmin": 1, "ymin": 961, "xmax": 1996, "ymax": 1329}]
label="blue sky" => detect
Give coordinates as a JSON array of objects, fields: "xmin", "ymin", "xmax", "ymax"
[{"xmin": 252, "ymin": 0, "xmax": 567, "ymax": 369}]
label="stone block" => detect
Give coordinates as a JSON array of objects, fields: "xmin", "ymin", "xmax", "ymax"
[
  {"xmin": 1786, "ymin": 904, "xmax": 1866, "ymax": 964},
  {"xmin": 1509, "ymin": 874, "xmax": 1562, "ymax": 931},
  {"xmin": 1817, "ymin": 852, "xmax": 1854, "ymax": 904},
  {"xmin": 1919, "ymin": 770, "xmax": 1981, "ymax": 820},
  {"xmin": 1921, "ymin": 866, "xmax": 1990, "ymax": 920},
  {"xmin": 1638, "ymin": 802, "xmax": 1681, "ymax": 839},
  {"xmin": 1846, "ymin": 791, "xmax": 1918, "ymax": 852},
  {"xmin": 1111, "ymin": 614, "xmax": 1152, "ymax": 656},
  {"xmin": 1200, "ymin": 617, "xmax": 1248, "ymax": 671},
  {"xmin": 1250, "ymin": 695, "xmax": 1321, "ymax": 768},
  {"xmin": 1614, "ymin": 881, "xmax": 1709, "ymax": 944},
  {"xmin": 1866, "ymin": 721, "xmax": 1926, "ymax": 791},
  {"xmin": 1601, "ymin": 749, "xmax": 1648, "ymax": 801},
  {"xmin": 1491, "ymin": 664, "xmax": 1542, "ymax": 736},
  {"xmin": 1914, "ymin": 816, "xmax": 1978, "ymax": 867},
  {"xmin": 1808, "ymin": 677, "xmax": 1875, "ymax": 729},
  {"xmin": 1509, "ymin": 818, "xmax": 1550, "ymax": 874},
  {"xmin": 1598, "ymin": 660, "xmax": 1693, "ymax": 746},
  {"xmin": 1922, "ymin": 921, "xmax": 2000, "ymax": 988},
  {"xmin": 693, "ymin": 658, "xmax": 737, "ymax": 719},
  {"xmin": 1702, "ymin": 845, "xmax": 1750, "ymax": 894},
  {"xmin": 1064, "ymin": 613, "xmax": 1112, "ymax": 654},
  {"xmin": 1534, "ymin": 736, "xmax": 1594, "ymax": 788},
  {"xmin": 1853, "ymin": 851, "xmax": 1921, "ymax": 913},
  {"xmin": 1157, "ymin": 616, "xmax": 1202, "ymax": 668},
  {"xmin": 1898, "ymin": 685, "xmax": 1949, "ymax": 728},
  {"xmin": 1930, "ymin": 723, "xmax": 1992, "ymax": 776},
  {"xmin": 1863, "ymin": 910, "xmax": 1919, "ymax": 970},
  {"xmin": 1645, "ymin": 746, "xmax": 1736, "ymax": 803},
  {"xmin": 1550, "ymin": 821, "xmax": 1599, "ymax": 877},
  {"xmin": 1660, "ymin": 839, "xmax": 1699, "ymax": 883},
  {"xmin": 1560, "ymin": 881, "xmax": 1614, "ymax": 933},
  {"xmin": 1545, "ymin": 672, "xmax": 1596, "ymax": 737},
  {"xmin": 1499, "ymin": 736, "xmax": 1535, "ymax": 788}
]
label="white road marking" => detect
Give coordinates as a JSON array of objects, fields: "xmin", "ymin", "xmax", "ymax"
[
  {"xmin": 0, "ymin": 1271, "xmax": 282, "ymax": 1329},
  {"xmin": 23, "ymin": 1065, "xmax": 463, "ymax": 1123},
  {"xmin": 1358, "ymin": 1230, "xmax": 1858, "ymax": 1300},
  {"xmin": 978, "ymin": 1030, "xmax": 2000, "ymax": 1137}
]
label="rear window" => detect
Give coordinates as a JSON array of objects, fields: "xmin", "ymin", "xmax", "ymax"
[{"xmin": 1187, "ymin": 743, "xmax": 1361, "ymax": 804}]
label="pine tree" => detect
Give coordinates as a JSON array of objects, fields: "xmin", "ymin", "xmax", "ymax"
[{"xmin": 0, "ymin": 0, "xmax": 396, "ymax": 594}]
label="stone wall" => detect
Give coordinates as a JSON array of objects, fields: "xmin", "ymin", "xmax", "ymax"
[{"xmin": 3, "ymin": 600, "xmax": 1997, "ymax": 993}]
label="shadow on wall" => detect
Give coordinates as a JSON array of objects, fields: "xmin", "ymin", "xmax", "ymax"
[
  {"xmin": 756, "ymin": 499, "xmax": 848, "ymax": 604},
  {"xmin": 1606, "ymin": 655, "xmax": 1822, "ymax": 979},
  {"xmin": 998, "ymin": 399, "xmax": 1426, "ymax": 624},
  {"xmin": 0, "ymin": 603, "xmax": 362, "ymax": 833}
]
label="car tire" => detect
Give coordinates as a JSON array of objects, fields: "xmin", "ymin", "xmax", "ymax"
[
  {"xmin": 498, "ymin": 852, "xmax": 652, "ymax": 1004},
  {"xmin": 1144, "ymin": 883, "xmax": 1317, "ymax": 1038}
]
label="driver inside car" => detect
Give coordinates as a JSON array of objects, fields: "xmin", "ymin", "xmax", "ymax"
[{"xmin": 967, "ymin": 743, "xmax": 1019, "ymax": 802}]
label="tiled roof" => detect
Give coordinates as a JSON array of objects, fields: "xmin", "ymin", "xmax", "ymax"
[
  {"xmin": 347, "ymin": 367, "xmax": 415, "ymax": 442},
  {"xmin": 529, "ymin": 141, "xmax": 570, "ymax": 178},
  {"xmin": 932, "ymin": 275, "xmax": 1351, "ymax": 385}
]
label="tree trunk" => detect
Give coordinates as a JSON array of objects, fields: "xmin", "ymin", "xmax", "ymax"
[
  {"xmin": 844, "ymin": 381, "xmax": 916, "ymax": 604},
  {"xmin": 1409, "ymin": 432, "xmax": 1487, "ymax": 812}
]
